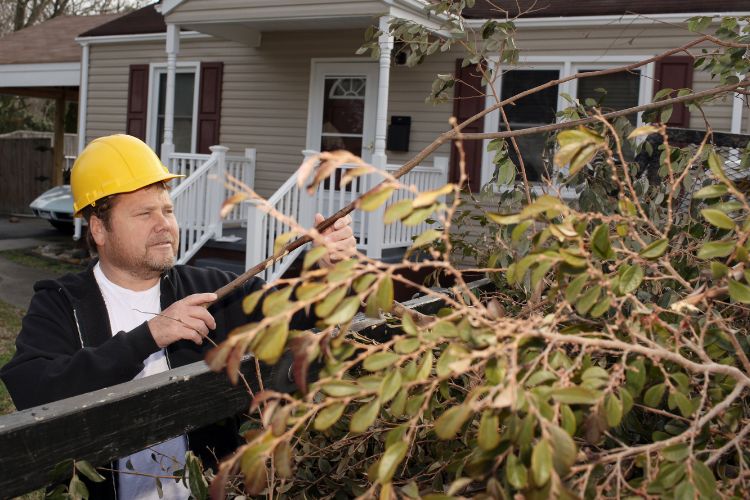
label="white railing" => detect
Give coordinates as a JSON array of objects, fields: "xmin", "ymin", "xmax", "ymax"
[
  {"xmin": 379, "ymin": 157, "xmax": 449, "ymax": 251},
  {"xmin": 245, "ymin": 151, "xmax": 449, "ymax": 282},
  {"xmin": 171, "ymin": 146, "xmax": 227, "ymax": 265},
  {"xmin": 245, "ymin": 167, "xmax": 315, "ymax": 282},
  {"xmin": 168, "ymin": 149, "xmax": 256, "ymax": 224}
]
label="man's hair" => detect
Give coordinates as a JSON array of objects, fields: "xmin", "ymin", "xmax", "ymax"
[
  {"xmin": 81, "ymin": 195, "xmax": 118, "ymax": 254},
  {"xmin": 80, "ymin": 182, "xmax": 169, "ymax": 254}
]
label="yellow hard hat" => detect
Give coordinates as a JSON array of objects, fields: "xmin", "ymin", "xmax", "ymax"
[{"xmin": 71, "ymin": 134, "xmax": 184, "ymax": 216}]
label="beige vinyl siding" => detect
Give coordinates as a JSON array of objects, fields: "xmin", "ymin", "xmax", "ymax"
[
  {"xmin": 87, "ymin": 30, "xmax": 375, "ymax": 198},
  {"xmin": 512, "ymin": 24, "xmax": 734, "ymax": 131},
  {"xmin": 84, "ymin": 20, "xmax": 742, "ymax": 200},
  {"xmin": 168, "ymin": 0, "xmax": 385, "ymax": 24}
]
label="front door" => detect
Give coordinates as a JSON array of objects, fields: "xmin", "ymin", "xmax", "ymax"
[{"xmin": 307, "ymin": 61, "xmax": 378, "ymax": 163}]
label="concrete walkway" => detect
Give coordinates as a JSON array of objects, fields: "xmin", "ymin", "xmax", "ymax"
[{"xmin": 0, "ymin": 255, "xmax": 66, "ymax": 310}]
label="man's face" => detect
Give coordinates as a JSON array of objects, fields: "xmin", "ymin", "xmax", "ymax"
[{"xmin": 93, "ymin": 185, "xmax": 179, "ymax": 280}]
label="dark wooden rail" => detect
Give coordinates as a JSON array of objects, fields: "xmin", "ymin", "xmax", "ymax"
[{"xmin": 0, "ymin": 279, "xmax": 492, "ymax": 498}]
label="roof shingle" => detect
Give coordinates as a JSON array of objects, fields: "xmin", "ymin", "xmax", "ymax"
[{"xmin": 0, "ymin": 14, "xmax": 121, "ymax": 65}]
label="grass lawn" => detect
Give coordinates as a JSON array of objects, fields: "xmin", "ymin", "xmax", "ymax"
[
  {"xmin": 0, "ymin": 248, "xmax": 84, "ymax": 275},
  {"xmin": 0, "ymin": 298, "xmax": 23, "ymax": 415}
]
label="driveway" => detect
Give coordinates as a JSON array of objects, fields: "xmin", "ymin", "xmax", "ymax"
[{"xmin": 0, "ymin": 215, "xmax": 77, "ymax": 310}]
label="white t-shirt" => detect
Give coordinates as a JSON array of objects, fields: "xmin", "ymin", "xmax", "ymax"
[{"xmin": 94, "ymin": 263, "xmax": 190, "ymax": 500}]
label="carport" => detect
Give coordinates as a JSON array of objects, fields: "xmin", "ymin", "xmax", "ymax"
[{"xmin": 0, "ymin": 14, "xmax": 119, "ymax": 213}]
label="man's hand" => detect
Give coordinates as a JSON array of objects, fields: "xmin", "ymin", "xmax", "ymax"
[
  {"xmin": 315, "ymin": 213, "xmax": 356, "ymax": 268},
  {"xmin": 147, "ymin": 293, "xmax": 217, "ymax": 348}
]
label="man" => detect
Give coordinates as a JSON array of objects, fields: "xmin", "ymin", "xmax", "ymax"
[{"xmin": 0, "ymin": 134, "xmax": 356, "ymax": 498}]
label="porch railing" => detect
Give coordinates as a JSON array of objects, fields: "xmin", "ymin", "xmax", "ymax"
[
  {"xmin": 168, "ymin": 148, "xmax": 256, "ymax": 224},
  {"xmin": 245, "ymin": 151, "xmax": 449, "ymax": 282},
  {"xmin": 171, "ymin": 146, "xmax": 227, "ymax": 264}
]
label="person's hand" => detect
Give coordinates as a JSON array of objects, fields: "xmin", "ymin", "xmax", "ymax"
[
  {"xmin": 314, "ymin": 213, "xmax": 356, "ymax": 268},
  {"xmin": 147, "ymin": 293, "xmax": 217, "ymax": 348}
]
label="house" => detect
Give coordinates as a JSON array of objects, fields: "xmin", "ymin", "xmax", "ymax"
[{"xmin": 73, "ymin": 1, "xmax": 750, "ymax": 278}]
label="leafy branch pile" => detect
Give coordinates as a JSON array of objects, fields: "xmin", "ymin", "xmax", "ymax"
[{"xmin": 203, "ymin": 8, "xmax": 750, "ymax": 500}]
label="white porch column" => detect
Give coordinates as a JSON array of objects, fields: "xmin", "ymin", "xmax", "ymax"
[
  {"xmin": 371, "ymin": 16, "xmax": 393, "ymax": 168},
  {"xmin": 161, "ymin": 23, "xmax": 180, "ymax": 162},
  {"xmin": 366, "ymin": 17, "xmax": 394, "ymax": 260},
  {"xmin": 209, "ymin": 145, "xmax": 228, "ymax": 240}
]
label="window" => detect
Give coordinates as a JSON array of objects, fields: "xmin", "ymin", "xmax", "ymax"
[
  {"xmin": 482, "ymin": 58, "xmax": 655, "ymax": 189},
  {"xmin": 577, "ymin": 71, "xmax": 641, "ymax": 124},
  {"xmin": 148, "ymin": 64, "xmax": 199, "ymax": 154},
  {"xmin": 499, "ymin": 69, "xmax": 560, "ymax": 182},
  {"xmin": 320, "ymin": 77, "xmax": 366, "ymax": 155}
]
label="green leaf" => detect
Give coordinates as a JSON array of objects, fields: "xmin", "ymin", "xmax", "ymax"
[
  {"xmin": 575, "ymin": 285, "xmax": 601, "ymax": 315},
  {"xmin": 604, "ymin": 394, "xmax": 623, "ymax": 427},
  {"xmin": 548, "ymin": 424, "xmax": 577, "ymax": 474},
  {"xmin": 68, "ymin": 474, "xmax": 89, "ymax": 500},
  {"xmin": 376, "ymin": 275, "xmax": 394, "ymax": 313},
  {"xmin": 531, "ymin": 439, "xmax": 553, "ymax": 486},
  {"xmin": 662, "ymin": 444, "xmax": 690, "ymax": 462},
  {"xmin": 313, "ymin": 402, "xmax": 347, "ymax": 431},
  {"xmin": 639, "ymin": 239, "xmax": 668, "ymax": 259},
  {"xmin": 701, "ymin": 208, "xmax": 736, "ymax": 230},
  {"xmin": 273, "ymin": 231, "xmax": 297, "ymax": 254},
  {"xmin": 512, "ymin": 220, "xmax": 534, "ymax": 243},
  {"xmin": 591, "ymin": 223, "xmax": 613, "ymax": 259},
  {"xmin": 324, "ymin": 296, "xmax": 361, "ymax": 325},
  {"xmin": 643, "ymin": 383, "xmax": 665, "ymax": 407},
  {"xmin": 380, "ymin": 369, "xmax": 402, "ymax": 403},
  {"xmin": 619, "ymin": 264, "xmax": 644, "ymax": 294},
  {"xmin": 75, "ymin": 461, "xmax": 105, "ymax": 483},
  {"xmin": 697, "ymin": 240, "xmax": 735, "ymax": 259},
  {"xmin": 315, "ymin": 286, "xmax": 347, "ymax": 318},
  {"xmin": 296, "ymin": 282, "xmax": 326, "ymax": 301},
  {"xmin": 415, "ymin": 351, "xmax": 433, "ymax": 381},
  {"xmin": 551, "ymin": 387, "xmax": 599, "ymax": 405},
  {"xmin": 364, "ymin": 352, "xmax": 400, "ymax": 372},
  {"xmin": 505, "ymin": 454, "xmax": 528, "ymax": 489},
  {"xmin": 413, "ymin": 184, "xmax": 453, "ymax": 208},
  {"xmin": 590, "ymin": 296, "xmax": 611, "ymax": 318},
  {"xmin": 242, "ymin": 290, "xmax": 264, "ymax": 315},
  {"xmin": 377, "ymin": 441, "xmax": 408, "ymax": 483},
  {"xmin": 487, "ymin": 212, "xmax": 522, "ymax": 225},
  {"xmin": 186, "ymin": 451, "xmax": 208, "ymax": 500},
  {"xmin": 411, "ymin": 229, "xmax": 442, "ymax": 249},
  {"xmin": 261, "ymin": 286, "xmax": 293, "ymax": 317},
  {"xmin": 350, "ymin": 399, "xmax": 380, "ymax": 433},
  {"xmin": 478, "ymin": 411, "xmax": 501, "ymax": 451},
  {"xmin": 253, "ymin": 321, "xmax": 289, "ymax": 364},
  {"xmin": 673, "ymin": 392, "xmax": 695, "ymax": 417},
  {"xmin": 628, "ymin": 125, "xmax": 659, "ymax": 139},
  {"xmin": 384, "ymin": 199, "xmax": 413, "ymax": 224},
  {"xmin": 303, "ymin": 246, "xmax": 328, "ymax": 270},
  {"xmin": 708, "ymin": 150, "xmax": 730, "ymax": 184},
  {"xmin": 360, "ymin": 185, "xmax": 395, "ymax": 211},
  {"xmin": 694, "ymin": 184, "xmax": 728, "ymax": 199},
  {"xmin": 710, "ymin": 261, "xmax": 729, "ymax": 279},
  {"xmin": 692, "ymin": 460, "xmax": 717, "ymax": 497},
  {"xmin": 394, "ymin": 337, "xmax": 420, "ymax": 354},
  {"xmin": 402, "ymin": 206, "xmax": 434, "ymax": 226},
  {"xmin": 674, "ymin": 480, "xmax": 696, "ymax": 500},
  {"xmin": 321, "ymin": 381, "xmax": 359, "ymax": 397},
  {"xmin": 729, "ymin": 279, "xmax": 750, "ymax": 304},
  {"xmin": 565, "ymin": 273, "xmax": 588, "ymax": 303},
  {"xmin": 434, "ymin": 404, "xmax": 472, "ymax": 440}
]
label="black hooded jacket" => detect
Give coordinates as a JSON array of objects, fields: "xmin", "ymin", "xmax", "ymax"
[{"xmin": 0, "ymin": 262, "xmax": 311, "ymax": 498}]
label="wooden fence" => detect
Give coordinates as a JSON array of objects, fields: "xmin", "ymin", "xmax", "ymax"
[
  {"xmin": 0, "ymin": 279, "xmax": 492, "ymax": 498},
  {"xmin": 0, "ymin": 138, "xmax": 53, "ymax": 215}
]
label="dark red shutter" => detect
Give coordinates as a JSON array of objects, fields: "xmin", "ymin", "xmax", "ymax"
[
  {"xmin": 654, "ymin": 56, "xmax": 694, "ymax": 127},
  {"xmin": 196, "ymin": 62, "xmax": 224, "ymax": 154},
  {"xmin": 126, "ymin": 65, "xmax": 149, "ymax": 140},
  {"xmin": 449, "ymin": 59, "xmax": 485, "ymax": 192}
]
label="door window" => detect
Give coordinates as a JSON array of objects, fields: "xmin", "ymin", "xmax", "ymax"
[
  {"xmin": 155, "ymin": 71, "xmax": 196, "ymax": 153},
  {"xmin": 320, "ymin": 77, "xmax": 366, "ymax": 155}
]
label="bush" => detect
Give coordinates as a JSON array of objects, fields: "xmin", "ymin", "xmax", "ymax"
[{"xmin": 207, "ymin": 8, "xmax": 750, "ymax": 499}]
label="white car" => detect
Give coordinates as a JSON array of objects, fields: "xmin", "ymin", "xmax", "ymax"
[{"xmin": 29, "ymin": 184, "xmax": 86, "ymax": 233}]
